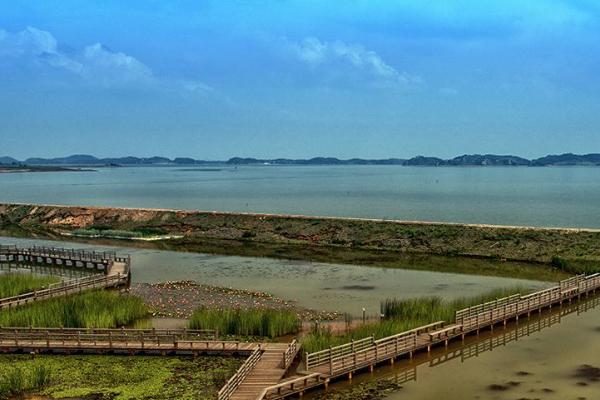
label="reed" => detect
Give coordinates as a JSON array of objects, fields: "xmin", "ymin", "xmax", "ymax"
[
  {"xmin": 0, "ymin": 363, "xmax": 52, "ymax": 399},
  {"xmin": 0, "ymin": 273, "xmax": 60, "ymax": 298},
  {"xmin": 0, "ymin": 290, "xmax": 148, "ymax": 328},
  {"xmin": 302, "ymin": 286, "xmax": 529, "ymax": 353},
  {"xmin": 188, "ymin": 308, "xmax": 300, "ymax": 338},
  {"xmin": 381, "ymin": 287, "xmax": 528, "ymax": 321}
]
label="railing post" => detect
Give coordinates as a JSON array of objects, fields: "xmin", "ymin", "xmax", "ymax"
[{"xmin": 329, "ymin": 347, "xmax": 333, "ymax": 375}]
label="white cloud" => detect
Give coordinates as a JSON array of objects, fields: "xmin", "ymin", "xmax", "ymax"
[
  {"xmin": 0, "ymin": 26, "xmax": 82, "ymax": 73},
  {"xmin": 0, "ymin": 26, "xmax": 211, "ymax": 92},
  {"xmin": 286, "ymin": 36, "xmax": 419, "ymax": 85},
  {"xmin": 81, "ymin": 43, "xmax": 153, "ymax": 84}
]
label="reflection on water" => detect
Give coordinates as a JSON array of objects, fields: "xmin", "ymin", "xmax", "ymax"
[
  {"xmin": 314, "ymin": 294, "xmax": 600, "ymax": 399},
  {"xmin": 0, "ymin": 236, "xmax": 548, "ymax": 316},
  {"xmin": 0, "ymin": 262, "xmax": 97, "ymax": 280}
]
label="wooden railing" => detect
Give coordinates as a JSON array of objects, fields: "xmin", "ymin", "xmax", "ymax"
[
  {"xmin": 257, "ymin": 372, "xmax": 324, "ymax": 400},
  {"xmin": 0, "ymin": 273, "xmax": 128, "ymax": 309},
  {"xmin": 0, "ymin": 245, "xmax": 120, "ymax": 263},
  {"xmin": 174, "ymin": 340, "xmax": 253, "ymax": 351},
  {"xmin": 0, "ymin": 327, "xmax": 217, "ymax": 347},
  {"xmin": 305, "ymin": 336, "xmax": 374, "ymax": 370},
  {"xmin": 0, "ymin": 326, "xmax": 216, "ymax": 337},
  {"xmin": 304, "ymin": 274, "xmax": 600, "ymax": 380},
  {"xmin": 329, "ymin": 332, "xmax": 416, "ymax": 374},
  {"xmin": 218, "ymin": 345, "xmax": 262, "ymax": 400},
  {"xmin": 560, "ymin": 274, "xmax": 585, "ymax": 291},
  {"xmin": 455, "ymin": 294, "xmax": 521, "ymax": 321},
  {"xmin": 304, "ymin": 321, "xmax": 444, "ymax": 372},
  {"xmin": 457, "ymin": 274, "xmax": 600, "ymax": 332},
  {"xmin": 282, "ymin": 339, "xmax": 299, "ymax": 369}
]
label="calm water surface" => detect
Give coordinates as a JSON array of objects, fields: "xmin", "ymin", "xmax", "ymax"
[
  {"xmin": 0, "ymin": 236, "xmax": 547, "ymax": 316},
  {"xmin": 1, "ymin": 165, "xmax": 599, "ymax": 227},
  {"xmin": 319, "ymin": 295, "xmax": 600, "ymax": 400}
]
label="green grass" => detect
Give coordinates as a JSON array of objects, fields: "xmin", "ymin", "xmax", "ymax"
[
  {"xmin": 0, "ymin": 290, "xmax": 148, "ymax": 328},
  {"xmin": 0, "ymin": 363, "xmax": 52, "ymax": 399},
  {"xmin": 0, "ymin": 273, "xmax": 60, "ymax": 298},
  {"xmin": 301, "ymin": 287, "xmax": 529, "ymax": 354},
  {"xmin": 188, "ymin": 307, "xmax": 300, "ymax": 338},
  {"xmin": 380, "ymin": 287, "xmax": 528, "ymax": 322},
  {"xmin": 0, "ymin": 354, "xmax": 241, "ymax": 400},
  {"xmin": 72, "ymin": 226, "xmax": 168, "ymax": 239}
]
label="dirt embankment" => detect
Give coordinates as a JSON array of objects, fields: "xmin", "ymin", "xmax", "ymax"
[{"xmin": 1, "ymin": 203, "xmax": 599, "ymax": 269}]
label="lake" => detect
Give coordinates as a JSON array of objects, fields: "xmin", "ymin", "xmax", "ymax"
[
  {"xmin": 0, "ymin": 236, "xmax": 547, "ymax": 316},
  {"xmin": 0, "ymin": 165, "xmax": 599, "ymax": 228}
]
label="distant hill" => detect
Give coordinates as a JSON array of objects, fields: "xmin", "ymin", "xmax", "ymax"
[
  {"xmin": 4, "ymin": 153, "xmax": 600, "ymax": 167},
  {"xmin": 448, "ymin": 154, "xmax": 531, "ymax": 166},
  {"xmin": 404, "ymin": 156, "xmax": 446, "ymax": 166},
  {"xmin": 0, "ymin": 156, "xmax": 19, "ymax": 165},
  {"xmin": 25, "ymin": 154, "xmax": 100, "ymax": 165},
  {"xmin": 531, "ymin": 153, "xmax": 600, "ymax": 166}
]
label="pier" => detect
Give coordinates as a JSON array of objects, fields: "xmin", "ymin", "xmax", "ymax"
[
  {"xmin": 0, "ymin": 245, "xmax": 130, "ymax": 274},
  {"xmin": 0, "ymin": 245, "xmax": 131, "ymax": 309}
]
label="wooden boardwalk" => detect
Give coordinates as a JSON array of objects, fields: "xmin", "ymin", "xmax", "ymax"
[
  {"xmin": 256, "ymin": 273, "xmax": 600, "ymax": 400},
  {"xmin": 219, "ymin": 342, "xmax": 298, "ymax": 400},
  {"xmin": 0, "ymin": 245, "xmax": 131, "ymax": 310},
  {"xmin": 0, "ymin": 327, "xmax": 281, "ymax": 356},
  {"xmin": 0, "ymin": 244, "xmax": 130, "ymax": 273},
  {"xmin": 3, "ymin": 243, "xmax": 600, "ymax": 400}
]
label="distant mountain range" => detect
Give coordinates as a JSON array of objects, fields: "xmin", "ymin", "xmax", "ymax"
[{"xmin": 1, "ymin": 153, "xmax": 599, "ymax": 167}]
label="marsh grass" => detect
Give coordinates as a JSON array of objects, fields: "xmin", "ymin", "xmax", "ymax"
[
  {"xmin": 0, "ymin": 363, "xmax": 52, "ymax": 399},
  {"xmin": 188, "ymin": 308, "xmax": 300, "ymax": 338},
  {"xmin": 381, "ymin": 286, "xmax": 529, "ymax": 322},
  {"xmin": 302, "ymin": 286, "xmax": 530, "ymax": 353},
  {"xmin": 0, "ymin": 290, "xmax": 148, "ymax": 328},
  {"xmin": 72, "ymin": 226, "xmax": 168, "ymax": 239},
  {"xmin": 72, "ymin": 228, "xmax": 146, "ymax": 238},
  {"xmin": 0, "ymin": 273, "xmax": 60, "ymax": 298}
]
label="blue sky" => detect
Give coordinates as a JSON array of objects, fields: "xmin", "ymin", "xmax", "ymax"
[{"xmin": 1, "ymin": 0, "xmax": 599, "ymax": 159}]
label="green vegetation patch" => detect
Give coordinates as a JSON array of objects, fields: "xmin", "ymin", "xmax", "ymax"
[
  {"xmin": 0, "ymin": 354, "xmax": 241, "ymax": 400},
  {"xmin": 0, "ymin": 273, "xmax": 60, "ymax": 298},
  {"xmin": 301, "ymin": 287, "xmax": 529, "ymax": 353},
  {"xmin": 188, "ymin": 307, "xmax": 300, "ymax": 338},
  {"xmin": 72, "ymin": 227, "xmax": 169, "ymax": 239},
  {"xmin": 0, "ymin": 290, "xmax": 148, "ymax": 328}
]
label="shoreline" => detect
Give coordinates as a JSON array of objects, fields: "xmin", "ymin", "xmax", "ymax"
[
  {"xmin": 4, "ymin": 201, "xmax": 600, "ymax": 232},
  {"xmin": 1, "ymin": 202, "xmax": 599, "ymax": 278}
]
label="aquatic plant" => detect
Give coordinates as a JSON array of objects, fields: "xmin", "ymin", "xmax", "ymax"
[
  {"xmin": 381, "ymin": 286, "xmax": 529, "ymax": 321},
  {"xmin": 0, "ymin": 354, "xmax": 240, "ymax": 399},
  {"xmin": 71, "ymin": 226, "xmax": 168, "ymax": 239},
  {"xmin": 188, "ymin": 307, "xmax": 300, "ymax": 338},
  {"xmin": 0, "ymin": 363, "xmax": 52, "ymax": 399},
  {"xmin": 0, "ymin": 273, "xmax": 60, "ymax": 298},
  {"xmin": 301, "ymin": 286, "xmax": 530, "ymax": 354},
  {"xmin": 0, "ymin": 290, "xmax": 148, "ymax": 328}
]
